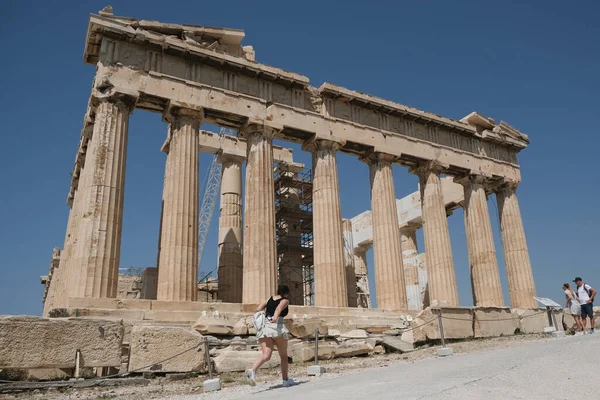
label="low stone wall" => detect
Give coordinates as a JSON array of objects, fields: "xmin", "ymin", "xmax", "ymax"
[
  {"xmin": 0, "ymin": 316, "xmax": 124, "ymax": 369},
  {"xmin": 8, "ymin": 302, "xmax": 592, "ymax": 380}
]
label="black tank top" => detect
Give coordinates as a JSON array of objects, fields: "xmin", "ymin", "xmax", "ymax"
[{"xmin": 266, "ymin": 296, "xmax": 288, "ymax": 319}]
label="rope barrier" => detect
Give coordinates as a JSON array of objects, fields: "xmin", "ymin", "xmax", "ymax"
[
  {"xmin": 440, "ymin": 309, "xmax": 549, "ymax": 322},
  {"xmin": 0, "ymin": 341, "xmax": 203, "ymax": 386}
]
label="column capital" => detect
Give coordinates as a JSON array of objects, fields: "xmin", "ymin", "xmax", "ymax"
[
  {"xmin": 399, "ymin": 222, "xmax": 421, "ymax": 235},
  {"xmin": 91, "ymin": 77, "xmax": 138, "ymax": 111},
  {"xmin": 239, "ymin": 120, "xmax": 282, "ymax": 140},
  {"xmin": 302, "ymin": 136, "xmax": 345, "ymax": 153},
  {"xmin": 358, "ymin": 151, "xmax": 397, "ymax": 165},
  {"xmin": 163, "ymin": 102, "xmax": 205, "ymax": 124},
  {"xmin": 409, "ymin": 160, "xmax": 449, "ymax": 178},
  {"xmin": 217, "ymin": 151, "xmax": 245, "ymax": 165},
  {"xmin": 354, "ymin": 244, "xmax": 370, "ymax": 256},
  {"xmin": 493, "ymin": 178, "xmax": 520, "ymax": 193},
  {"xmin": 454, "ymin": 173, "xmax": 493, "ymax": 188}
]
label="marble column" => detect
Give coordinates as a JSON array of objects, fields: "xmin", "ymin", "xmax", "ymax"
[
  {"xmin": 157, "ymin": 109, "xmax": 202, "ymax": 301},
  {"xmin": 277, "ymin": 165, "xmax": 306, "ymax": 306},
  {"xmin": 496, "ymin": 181, "xmax": 537, "ymax": 308},
  {"xmin": 361, "ymin": 152, "xmax": 407, "ymax": 310},
  {"xmin": 43, "ymin": 191, "xmax": 80, "ymax": 314},
  {"xmin": 304, "ymin": 139, "xmax": 348, "ymax": 307},
  {"xmin": 400, "ymin": 224, "xmax": 422, "ymax": 311},
  {"xmin": 241, "ymin": 123, "xmax": 278, "ymax": 304},
  {"xmin": 217, "ymin": 153, "xmax": 244, "ymax": 303},
  {"xmin": 458, "ymin": 175, "xmax": 504, "ymax": 307},
  {"xmin": 411, "ymin": 162, "xmax": 459, "ymax": 307},
  {"xmin": 354, "ymin": 246, "xmax": 372, "ymax": 308},
  {"xmin": 342, "ymin": 219, "xmax": 358, "ymax": 307},
  {"xmin": 68, "ymin": 95, "xmax": 134, "ymax": 299}
]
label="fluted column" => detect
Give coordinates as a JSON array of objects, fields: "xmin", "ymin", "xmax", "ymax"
[
  {"xmin": 411, "ymin": 162, "xmax": 459, "ymax": 307},
  {"xmin": 304, "ymin": 138, "xmax": 348, "ymax": 307},
  {"xmin": 496, "ymin": 181, "xmax": 536, "ymax": 308},
  {"xmin": 43, "ymin": 191, "xmax": 80, "ymax": 314},
  {"xmin": 400, "ymin": 224, "xmax": 422, "ymax": 311},
  {"xmin": 342, "ymin": 219, "xmax": 358, "ymax": 307},
  {"xmin": 354, "ymin": 246, "xmax": 372, "ymax": 308},
  {"xmin": 277, "ymin": 165, "xmax": 306, "ymax": 306},
  {"xmin": 156, "ymin": 108, "xmax": 202, "ymax": 301},
  {"xmin": 241, "ymin": 123, "xmax": 278, "ymax": 304},
  {"xmin": 361, "ymin": 152, "xmax": 407, "ymax": 310},
  {"xmin": 68, "ymin": 95, "xmax": 134, "ymax": 299},
  {"xmin": 458, "ymin": 175, "xmax": 504, "ymax": 307},
  {"xmin": 217, "ymin": 153, "xmax": 244, "ymax": 303}
]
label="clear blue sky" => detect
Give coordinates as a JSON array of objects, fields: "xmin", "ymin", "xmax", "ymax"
[{"xmin": 1, "ymin": 1, "xmax": 598, "ymax": 315}]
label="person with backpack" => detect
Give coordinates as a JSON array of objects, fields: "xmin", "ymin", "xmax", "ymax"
[
  {"xmin": 574, "ymin": 277, "xmax": 597, "ymax": 334},
  {"xmin": 563, "ymin": 283, "xmax": 584, "ymax": 334},
  {"xmin": 246, "ymin": 284, "xmax": 295, "ymax": 387}
]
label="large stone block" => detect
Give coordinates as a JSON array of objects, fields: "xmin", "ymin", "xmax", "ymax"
[
  {"xmin": 213, "ymin": 350, "xmax": 280, "ymax": 372},
  {"xmin": 284, "ymin": 318, "xmax": 329, "ymax": 338},
  {"xmin": 412, "ymin": 307, "xmax": 473, "ymax": 342},
  {"xmin": 290, "ymin": 342, "xmax": 336, "ymax": 363},
  {"xmin": 513, "ymin": 309, "xmax": 548, "ymax": 334},
  {"xmin": 0, "ymin": 316, "xmax": 123, "ymax": 369},
  {"xmin": 474, "ymin": 308, "xmax": 519, "ymax": 338},
  {"xmin": 192, "ymin": 315, "xmax": 234, "ymax": 336},
  {"xmin": 381, "ymin": 336, "xmax": 414, "ymax": 353},
  {"xmin": 333, "ymin": 341, "xmax": 372, "ymax": 358},
  {"xmin": 128, "ymin": 325, "xmax": 205, "ymax": 373}
]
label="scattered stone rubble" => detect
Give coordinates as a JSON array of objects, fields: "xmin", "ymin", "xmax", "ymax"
[{"xmin": 1, "ymin": 307, "xmax": 598, "ymax": 383}]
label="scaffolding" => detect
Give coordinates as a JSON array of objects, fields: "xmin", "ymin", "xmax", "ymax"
[{"xmin": 274, "ymin": 162, "xmax": 314, "ymax": 306}]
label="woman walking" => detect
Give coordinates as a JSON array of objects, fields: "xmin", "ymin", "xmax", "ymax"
[
  {"xmin": 563, "ymin": 283, "xmax": 584, "ymax": 334},
  {"xmin": 246, "ymin": 285, "xmax": 295, "ymax": 386}
]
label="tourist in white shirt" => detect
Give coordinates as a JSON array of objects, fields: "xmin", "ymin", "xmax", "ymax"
[{"xmin": 573, "ymin": 277, "xmax": 596, "ymax": 334}]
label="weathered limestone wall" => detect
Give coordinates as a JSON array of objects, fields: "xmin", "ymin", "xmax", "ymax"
[{"xmin": 0, "ymin": 316, "xmax": 124, "ymax": 369}]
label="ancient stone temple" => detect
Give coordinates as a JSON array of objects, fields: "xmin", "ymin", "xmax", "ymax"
[{"xmin": 42, "ymin": 6, "xmax": 537, "ymax": 316}]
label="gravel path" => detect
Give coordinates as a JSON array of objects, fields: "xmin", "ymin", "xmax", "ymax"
[{"xmin": 165, "ymin": 333, "xmax": 598, "ymax": 400}]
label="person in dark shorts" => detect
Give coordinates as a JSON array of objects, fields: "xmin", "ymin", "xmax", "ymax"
[{"xmin": 574, "ymin": 277, "xmax": 596, "ymax": 334}]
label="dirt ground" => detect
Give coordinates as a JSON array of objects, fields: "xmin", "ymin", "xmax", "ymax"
[{"xmin": 0, "ymin": 333, "xmax": 550, "ymax": 400}]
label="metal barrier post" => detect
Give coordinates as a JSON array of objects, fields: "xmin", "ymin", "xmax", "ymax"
[
  {"xmin": 436, "ymin": 309, "xmax": 453, "ymax": 357},
  {"xmin": 202, "ymin": 337, "xmax": 221, "ymax": 392},
  {"xmin": 314, "ymin": 328, "xmax": 319, "ymax": 365},
  {"xmin": 307, "ymin": 327, "xmax": 326, "ymax": 376}
]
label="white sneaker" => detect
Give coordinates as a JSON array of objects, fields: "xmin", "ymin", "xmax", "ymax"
[
  {"xmin": 245, "ymin": 369, "xmax": 256, "ymax": 383},
  {"xmin": 282, "ymin": 378, "xmax": 296, "ymax": 387}
]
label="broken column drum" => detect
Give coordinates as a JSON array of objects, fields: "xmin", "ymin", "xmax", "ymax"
[
  {"xmin": 217, "ymin": 154, "xmax": 244, "ymax": 304},
  {"xmin": 400, "ymin": 225, "xmax": 421, "ymax": 311}
]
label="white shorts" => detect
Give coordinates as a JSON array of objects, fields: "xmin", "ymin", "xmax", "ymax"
[
  {"xmin": 257, "ymin": 318, "xmax": 289, "ymax": 339},
  {"xmin": 570, "ymin": 301, "xmax": 581, "ymax": 316}
]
